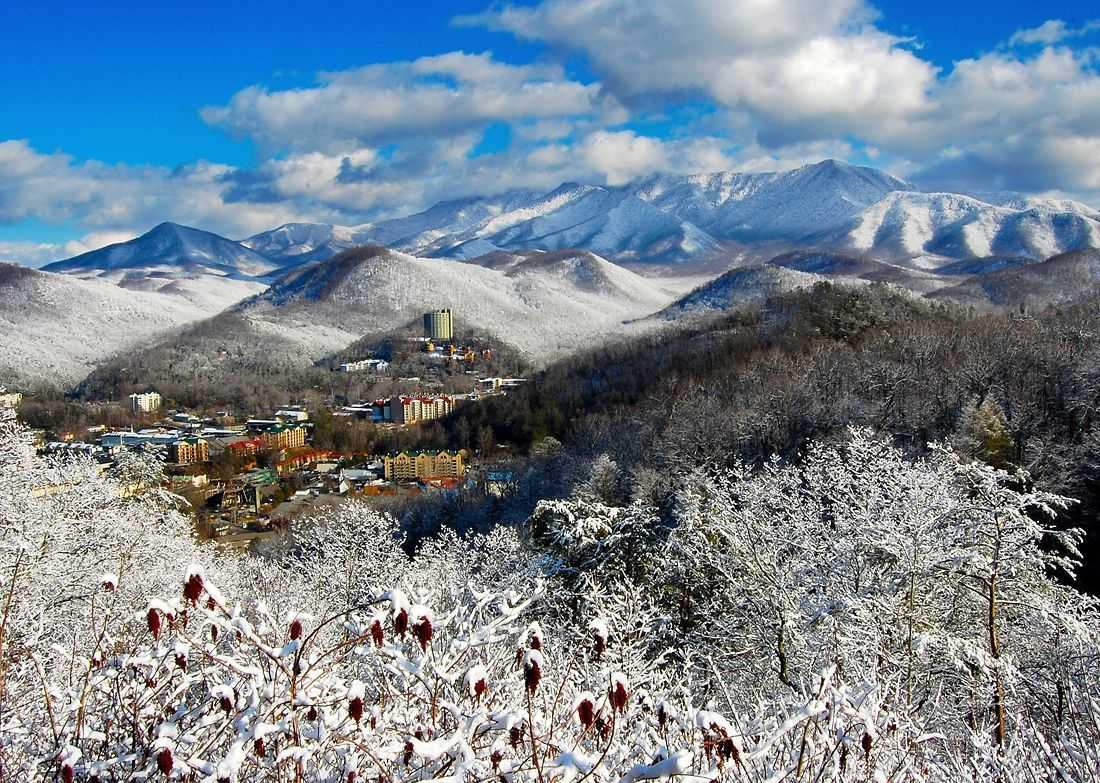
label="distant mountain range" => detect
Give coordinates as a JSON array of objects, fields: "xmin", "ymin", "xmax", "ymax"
[
  {"xmin": 7, "ymin": 158, "xmax": 1100, "ymax": 389},
  {"xmin": 38, "ymin": 160, "xmax": 1100, "ymax": 283}
]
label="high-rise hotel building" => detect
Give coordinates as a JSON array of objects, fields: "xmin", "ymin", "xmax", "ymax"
[{"xmin": 423, "ymin": 308, "xmax": 454, "ymax": 342}]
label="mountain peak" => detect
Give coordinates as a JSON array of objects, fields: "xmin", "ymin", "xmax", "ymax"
[{"xmin": 43, "ymin": 219, "xmax": 280, "ymax": 279}]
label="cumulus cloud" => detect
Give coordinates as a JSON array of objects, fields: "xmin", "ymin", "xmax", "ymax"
[
  {"xmin": 202, "ymin": 51, "xmax": 616, "ymax": 153},
  {"xmin": 0, "ymin": 139, "xmax": 332, "ymax": 241},
  {"xmin": 0, "ymin": 241, "xmax": 65, "ymax": 268},
  {"xmin": 463, "ymin": 0, "xmax": 936, "ymax": 145},
  {"xmin": 0, "ymin": 231, "xmax": 139, "ymax": 268}
]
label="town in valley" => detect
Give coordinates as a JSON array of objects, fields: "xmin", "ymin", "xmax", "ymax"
[{"xmin": 12, "ymin": 308, "xmax": 527, "ymax": 548}]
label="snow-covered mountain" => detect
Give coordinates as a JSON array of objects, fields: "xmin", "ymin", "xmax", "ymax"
[
  {"xmin": 232, "ymin": 246, "xmax": 686, "ymax": 361},
  {"xmin": 929, "ymin": 248, "xmax": 1100, "ymax": 308},
  {"xmin": 627, "ymin": 159, "xmax": 913, "ymax": 243},
  {"xmin": 653, "ymin": 265, "xmax": 826, "ymax": 321},
  {"xmin": 45, "ymin": 222, "xmax": 279, "ymax": 278},
  {"xmin": 40, "ymin": 222, "xmax": 274, "ymax": 312},
  {"xmin": 242, "ymin": 160, "xmax": 1100, "ymax": 269},
  {"xmin": 842, "ymin": 192, "xmax": 1100, "ymax": 268},
  {"xmin": 240, "ymin": 223, "xmax": 361, "ymax": 267},
  {"xmin": 0, "ymin": 263, "xmax": 233, "ymax": 386}
]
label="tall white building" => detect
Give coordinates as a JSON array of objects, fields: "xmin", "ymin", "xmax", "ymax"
[{"xmin": 129, "ymin": 391, "xmax": 162, "ymax": 413}]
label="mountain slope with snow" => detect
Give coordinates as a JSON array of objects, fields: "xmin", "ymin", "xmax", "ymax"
[
  {"xmin": 233, "ymin": 246, "xmax": 682, "ymax": 361},
  {"xmin": 45, "ymin": 222, "xmax": 279, "ymax": 278},
  {"xmin": 842, "ymin": 192, "xmax": 1100, "ymax": 266},
  {"xmin": 40, "ymin": 222, "xmax": 274, "ymax": 313},
  {"xmin": 629, "ymin": 159, "xmax": 914, "ymax": 243},
  {"xmin": 0, "ymin": 263, "xmax": 229, "ymax": 386}
]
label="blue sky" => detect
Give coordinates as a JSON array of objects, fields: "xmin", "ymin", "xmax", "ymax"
[{"xmin": 2, "ymin": 0, "xmax": 1099, "ymax": 263}]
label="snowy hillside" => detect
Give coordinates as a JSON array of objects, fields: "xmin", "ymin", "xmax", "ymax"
[
  {"xmin": 653, "ymin": 265, "xmax": 826, "ymax": 320},
  {"xmin": 235, "ymin": 246, "xmax": 684, "ymax": 361},
  {"xmin": 241, "ymin": 222, "xmax": 360, "ymax": 266},
  {"xmin": 843, "ymin": 192, "xmax": 1100, "ymax": 267},
  {"xmin": 628, "ymin": 158, "xmax": 913, "ymax": 242},
  {"xmin": 0, "ymin": 264, "xmax": 229, "ymax": 386}
]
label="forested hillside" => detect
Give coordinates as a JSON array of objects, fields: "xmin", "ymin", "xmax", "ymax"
[{"xmin": 446, "ymin": 283, "xmax": 1100, "ymax": 585}]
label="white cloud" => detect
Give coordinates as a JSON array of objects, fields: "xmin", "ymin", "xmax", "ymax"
[
  {"xmin": 1009, "ymin": 19, "xmax": 1100, "ymax": 47},
  {"xmin": 202, "ymin": 51, "xmax": 614, "ymax": 153},
  {"xmin": 0, "ymin": 240, "xmax": 64, "ymax": 268},
  {"xmin": 464, "ymin": 0, "xmax": 1100, "ymax": 203},
  {"xmin": 464, "ymin": 0, "xmax": 935, "ymax": 145},
  {"xmin": 578, "ymin": 131, "xmax": 669, "ymax": 185},
  {"xmin": 62, "ymin": 230, "xmax": 139, "ymax": 257},
  {"xmin": 0, "ymin": 230, "xmax": 139, "ymax": 268},
  {"xmin": 0, "ymin": 140, "xmax": 329, "ymax": 240}
]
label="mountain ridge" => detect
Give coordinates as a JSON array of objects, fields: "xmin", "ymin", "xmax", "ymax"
[{"xmin": 38, "ymin": 160, "xmax": 1100, "ymax": 282}]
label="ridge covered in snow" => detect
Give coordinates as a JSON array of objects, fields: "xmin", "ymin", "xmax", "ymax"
[
  {"xmin": 39, "ymin": 160, "xmax": 1100, "ymax": 287},
  {"xmin": 0, "ymin": 263, "xmax": 238, "ymax": 386},
  {"xmin": 232, "ymin": 246, "xmax": 688, "ymax": 362},
  {"xmin": 243, "ymin": 160, "xmax": 1100, "ymax": 268}
]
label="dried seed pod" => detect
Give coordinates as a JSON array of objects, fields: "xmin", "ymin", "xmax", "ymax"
[
  {"xmin": 577, "ymin": 697, "xmax": 595, "ymax": 729},
  {"xmin": 370, "ymin": 619, "xmax": 384, "ymax": 647},
  {"xmin": 412, "ymin": 615, "xmax": 433, "ymax": 651},
  {"xmin": 609, "ymin": 675, "xmax": 628, "ymax": 712},
  {"xmin": 146, "ymin": 608, "xmax": 161, "ymax": 640},
  {"xmin": 183, "ymin": 572, "xmax": 204, "ymax": 605},
  {"xmin": 523, "ymin": 651, "xmax": 542, "ymax": 694},
  {"xmin": 289, "ymin": 618, "xmax": 303, "ymax": 641},
  {"xmin": 156, "ymin": 748, "xmax": 173, "ymax": 776}
]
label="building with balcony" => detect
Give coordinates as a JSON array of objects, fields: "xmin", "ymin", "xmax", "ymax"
[
  {"xmin": 259, "ymin": 423, "xmax": 307, "ymax": 450},
  {"xmin": 390, "ymin": 395, "xmax": 454, "ymax": 424},
  {"xmin": 129, "ymin": 391, "xmax": 162, "ymax": 413},
  {"xmin": 383, "ymin": 449, "xmax": 466, "ymax": 481},
  {"xmin": 169, "ymin": 436, "xmax": 209, "ymax": 465}
]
